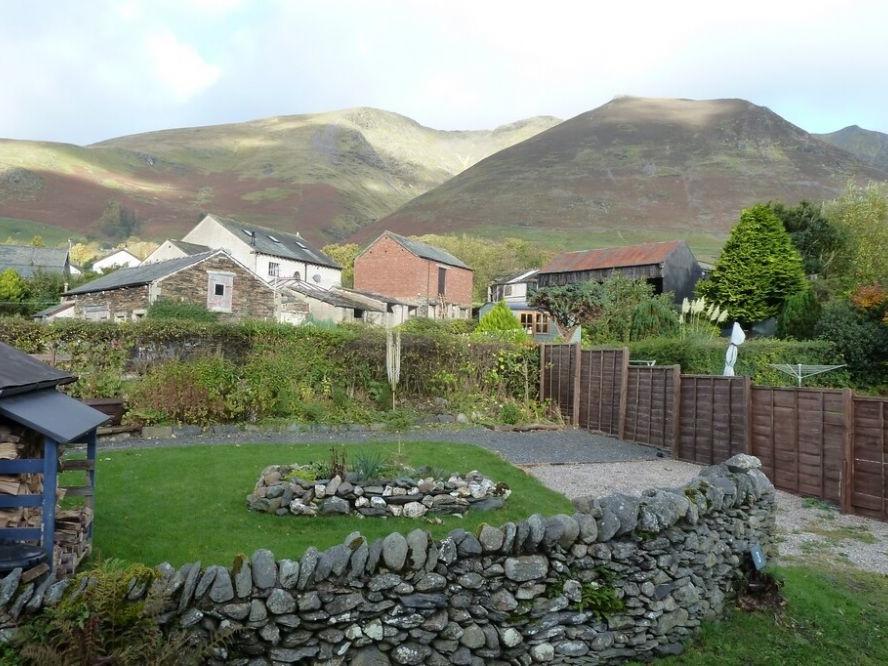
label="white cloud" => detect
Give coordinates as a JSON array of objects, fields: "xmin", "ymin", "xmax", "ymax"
[{"xmin": 144, "ymin": 30, "xmax": 221, "ymax": 101}]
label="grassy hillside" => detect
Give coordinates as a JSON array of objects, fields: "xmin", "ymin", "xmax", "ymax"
[
  {"xmin": 0, "ymin": 109, "xmax": 560, "ymax": 244},
  {"xmin": 817, "ymin": 125, "xmax": 888, "ymax": 172},
  {"xmin": 362, "ymin": 97, "xmax": 888, "ymax": 255},
  {"xmin": 0, "ymin": 216, "xmax": 84, "ymax": 245}
]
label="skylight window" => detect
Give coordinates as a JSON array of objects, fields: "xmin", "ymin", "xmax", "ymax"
[
  {"xmin": 268, "ymin": 235, "xmax": 281, "ymax": 243},
  {"xmin": 295, "ymin": 241, "xmax": 307, "ymax": 249},
  {"xmin": 241, "ymin": 229, "xmax": 255, "ymax": 237}
]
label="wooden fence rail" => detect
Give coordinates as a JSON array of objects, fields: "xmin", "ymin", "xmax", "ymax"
[{"xmin": 539, "ymin": 344, "xmax": 888, "ymax": 521}]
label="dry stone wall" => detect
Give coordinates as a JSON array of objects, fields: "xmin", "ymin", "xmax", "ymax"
[{"xmin": 0, "ymin": 454, "xmax": 776, "ymax": 665}]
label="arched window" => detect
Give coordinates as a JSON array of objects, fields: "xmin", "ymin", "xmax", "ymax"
[{"xmin": 294, "ymin": 271, "xmax": 301, "ymax": 280}]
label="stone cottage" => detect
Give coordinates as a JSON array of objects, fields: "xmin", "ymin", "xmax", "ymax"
[{"xmin": 63, "ymin": 250, "xmax": 307, "ymax": 323}]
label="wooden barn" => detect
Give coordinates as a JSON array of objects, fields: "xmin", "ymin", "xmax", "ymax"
[{"xmin": 536, "ymin": 240, "xmax": 702, "ymax": 302}]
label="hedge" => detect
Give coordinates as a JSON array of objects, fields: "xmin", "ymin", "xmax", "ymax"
[{"xmin": 626, "ymin": 336, "xmax": 853, "ymax": 388}]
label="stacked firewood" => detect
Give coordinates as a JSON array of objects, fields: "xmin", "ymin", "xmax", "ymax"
[{"xmin": 0, "ymin": 421, "xmax": 92, "ymax": 576}]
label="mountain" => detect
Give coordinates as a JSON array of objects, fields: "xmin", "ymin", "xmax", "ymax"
[
  {"xmin": 816, "ymin": 125, "xmax": 888, "ymax": 172},
  {"xmin": 0, "ymin": 108, "xmax": 560, "ymax": 244},
  {"xmin": 362, "ymin": 97, "xmax": 888, "ymax": 258}
]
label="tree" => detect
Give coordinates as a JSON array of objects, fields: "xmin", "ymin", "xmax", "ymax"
[
  {"xmin": 697, "ymin": 204, "xmax": 807, "ymax": 325},
  {"xmin": 0, "ymin": 269, "xmax": 28, "ymax": 315},
  {"xmin": 476, "ymin": 300, "xmax": 523, "ymax": 334},
  {"xmin": 767, "ymin": 200, "xmax": 850, "ymax": 277},
  {"xmin": 97, "ymin": 200, "xmax": 140, "ymax": 240},
  {"xmin": 528, "ymin": 282, "xmax": 604, "ymax": 341},
  {"xmin": 415, "ymin": 234, "xmax": 553, "ymax": 302},
  {"xmin": 823, "ymin": 182, "xmax": 888, "ymax": 288},
  {"xmin": 321, "ymin": 243, "xmax": 361, "ymax": 287}
]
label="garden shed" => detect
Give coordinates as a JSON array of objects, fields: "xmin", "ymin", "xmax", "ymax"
[{"xmin": 0, "ymin": 342, "xmax": 106, "ymax": 576}]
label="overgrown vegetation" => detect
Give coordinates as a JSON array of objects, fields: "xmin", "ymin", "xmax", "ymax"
[
  {"xmin": 7, "ymin": 560, "xmax": 226, "ymax": 665},
  {"xmin": 146, "ymin": 300, "xmax": 219, "ymax": 322}
]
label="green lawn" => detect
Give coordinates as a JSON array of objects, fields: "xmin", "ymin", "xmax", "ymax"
[
  {"xmin": 79, "ymin": 441, "xmax": 572, "ymax": 567},
  {"xmin": 654, "ymin": 564, "xmax": 888, "ymax": 665}
]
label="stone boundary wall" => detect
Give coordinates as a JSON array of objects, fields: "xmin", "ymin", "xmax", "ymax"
[
  {"xmin": 247, "ymin": 468, "xmax": 508, "ymax": 518},
  {"xmin": 0, "ymin": 455, "xmax": 776, "ymax": 665}
]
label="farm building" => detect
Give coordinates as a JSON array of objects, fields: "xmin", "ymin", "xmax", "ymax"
[
  {"xmin": 63, "ymin": 250, "xmax": 307, "ymax": 323},
  {"xmin": 91, "ymin": 248, "xmax": 141, "ymax": 273},
  {"xmin": 481, "ymin": 269, "xmax": 558, "ymax": 342},
  {"xmin": 537, "ymin": 240, "xmax": 702, "ymax": 302},
  {"xmin": 354, "ymin": 231, "xmax": 473, "ymax": 319},
  {"xmin": 0, "ymin": 244, "xmax": 72, "ymax": 279}
]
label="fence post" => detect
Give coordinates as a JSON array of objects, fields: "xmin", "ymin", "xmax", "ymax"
[
  {"xmin": 743, "ymin": 376, "xmax": 753, "ymax": 455},
  {"xmin": 617, "ymin": 347, "xmax": 630, "ymax": 439},
  {"xmin": 572, "ymin": 343, "xmax": 582, "ymax": 427},
  {"xmin": 671, "ymin": 366, "xmax": 682, "ymax": 459},
  {"xmin": 539, "ymin": 344, "xmax": 546, "ymax": 402},
  {"xmin": 841, "ymin": 388, "xmax": 855, "ymax": 513}
]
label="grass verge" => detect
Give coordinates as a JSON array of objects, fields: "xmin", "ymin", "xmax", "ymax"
[
  {"xmin": 656, "ymin": 564, "xmax": 888, "ymax": 665},
  {"xmin": 76, "ymin": 441, "xmax": 572, "ymax": 566}
]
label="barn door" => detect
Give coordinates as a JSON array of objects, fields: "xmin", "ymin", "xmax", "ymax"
[{"xmin": 207, "ymin": 272, "xmax": 234, "ymax": 312}]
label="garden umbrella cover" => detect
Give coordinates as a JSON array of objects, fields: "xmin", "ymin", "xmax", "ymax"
[{"xmin": 723, "ymin": 322, "xmax": 746, "ymax": 376}]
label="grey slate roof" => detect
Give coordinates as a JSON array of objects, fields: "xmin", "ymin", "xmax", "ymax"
[
  {"xmin": 32, "ymin": 302, "xmax": 75, "ymax": 319},
  {"xmin": 0, "ymin": 341, "xmax": 75, "ymax": 397},
  {"xmin": 169, "ymin": 239, "xmax": 211, "ymax": 255},
  {"xmin": 0, "ymin": 244, "xmax": 69, "ymax": 278},
  {"xmin": 384, "ymin": 232, "xmax": 469, "ymax": 269},
  {"xmin": 285, "ymin": 281, "xmax": 385, "ymax": 312},
  {"xmin": 65, "ymin": 251, "xmax": 217, "ymax": 295},
  {"xmin": 210, "ymin": 215, "xmax": 340, "ymax": 269}
]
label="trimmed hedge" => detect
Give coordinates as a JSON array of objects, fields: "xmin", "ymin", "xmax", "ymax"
[{"xmin": 626, "ymin": 336, "xmax": 853, "ymax": 388}]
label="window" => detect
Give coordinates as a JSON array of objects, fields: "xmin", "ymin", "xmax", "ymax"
[
  {"xmin": 83, "ymin": 305, "xmax": 110, "ymax": 321},
  {"xmin": 207, "ymin": 272, "xmax": 234, "ymax": 313},
  {"xmin": 268, "ymin": 262, "xmax": 280, "ymax": 277},
  {"xmin": 520, "ymin": 312, "xmax": 533, "ymax": 332},
  {"xmin": 535, "ymin": 313, "xmax": 550, "ymax": 334},
  {"xmin": 437, "ymin": 266, "xmax": 447, "ymax": 296},
  {"xmin": 268, "ymin": 235, "xmax": 280, "ymax": 243},
  {"xmin": 504, "ymin": 285, "xmax": 513, "ymax": 297},
  {"xmin": 293, "ymin": 271, "xmax": 301, "ymax": 280}
]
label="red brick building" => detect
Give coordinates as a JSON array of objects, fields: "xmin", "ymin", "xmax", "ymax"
[{"xmin": 354, "ymin": 231, "xmax": 473, "ymax": 319}]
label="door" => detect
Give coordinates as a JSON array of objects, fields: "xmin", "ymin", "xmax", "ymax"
[{"xmin": 437, "ymin": 266, "xmax": 446, "ymax": 296}]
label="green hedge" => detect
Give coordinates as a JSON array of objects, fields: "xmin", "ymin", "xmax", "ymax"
[
  {"xmin": 626, "ymin": 336, "xmax": 853, "ymax": 388},
  {"xmin": 0, "ymin": 318, "xmax": 541, "ymax": 424}
]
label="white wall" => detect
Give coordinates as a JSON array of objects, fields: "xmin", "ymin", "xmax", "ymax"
[
  {"xmin": 93, "ymin": 250, "xmax": 140, "ymax": 273},
  {"xmin": 143, "ymin": 241, "xmax": 188, "ymax": 264},
  {"xmin": 184, "ymin": 216, "xmax": 341, "ymax": 288}
]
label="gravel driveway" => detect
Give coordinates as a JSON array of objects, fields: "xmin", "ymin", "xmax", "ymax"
[
  {"xmin": 525, "ymin": 460, "xmax": 888, "ymax": 575},
  {"xmin": 104, "ymin": 427, "xmax": 661, "ymax": 465}
]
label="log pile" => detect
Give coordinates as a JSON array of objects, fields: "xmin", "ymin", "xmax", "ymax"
[{"xmin": 0, "ymin": 421, "xmax": 93, "ymax": 577}]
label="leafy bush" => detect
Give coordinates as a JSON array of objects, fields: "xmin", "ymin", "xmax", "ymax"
[
  {"xmin": 128, "ymin": 357, "xmax": 238, "ymax": 424},
  {"xmin": 778, "ymin": 289, "xmax": 821, "ymax": 339},
  {"xmin": 627, "ymin": 336, "xmax": 850, "ymax": 387},
  {"xmin": 499, "ymin": 402, "xmax": 522, "ymax": 425},
  {"xmin": 476, "ymin": 301, "xmax": 523, "ymax": 333},
  {"xmin": 630, "ymin": 294, "xmax": 679, "ymax": 340},
  {"xmin": 146, "ymin": 300, "xmax": 219, "ymax": 322},
  {"xmin": 698, "ymin": 204, "xmax": 807, "ymax": 325},
  {"xmin": 815, "ymin": 300, "xmax": 888, "ymax": 385},
  {"xmin": 12, "ymin": 560, "xmax": 224, "ymax": 665}
]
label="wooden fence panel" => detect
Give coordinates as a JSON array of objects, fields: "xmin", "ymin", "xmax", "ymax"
[
  {"xmin": 677, "ymin": 376, "xmax": 749, "ymax": 464},
  {"xmin": 851, "ymin": 397, "xmax": 888, "ymax": 520},
  {"xmin": 577, "ymin": 348, "xmax": 626, "ymax": 436},
  {"xmin": 540, "ymin": 344, "xmax": 579, "ymax": 424},
  {"xmin": 622, "ymin": 366, "xmax": 678, "ymax": 450},
  {"xmin": 750, "ymin": 387, "xmax": 845, "ymax": 502}
]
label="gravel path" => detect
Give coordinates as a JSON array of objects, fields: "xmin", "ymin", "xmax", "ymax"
[
  {"xmin": 102, "ymin": 427, "xmax": 662, "ymax": 465},
  {"xmin": 526, "ymin": 460, "xmax": 888, "ymax": 575}
]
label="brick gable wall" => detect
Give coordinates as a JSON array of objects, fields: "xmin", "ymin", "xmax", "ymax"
[{"xmin": 354, "ymin": 236, "xmax": 473, "ymax": 307}]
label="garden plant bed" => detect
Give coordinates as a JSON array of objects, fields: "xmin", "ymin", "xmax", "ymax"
[{"xmin": 248, "ymin": 464, "xmax": 509, "ymax": 518}]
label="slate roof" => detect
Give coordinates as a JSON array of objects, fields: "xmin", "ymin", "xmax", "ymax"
[
  {"xmin": 0, "ymin": 244, "xmax": 69, "ymax": 278},
  {"xmin": 65, "ymin": 251, "xmax": 218, "ymax": 295},
  {"xmin": 0, "ymin": 341, "xmax": 75, "ymax": 397},
  {"xmin": 539, "ymin": 240, "xmax": 687, "ymax": 274},
  {"xmin": 209, "ymin": 215, "xmax": 340, "ymax": 269},
  {"xmin": 32, "ymin": 302, "xmax": 75, "ymax": 319},
  {"xmin": 382, "ymin": 232, "xmax": 469, "ymax": 269},
  {"xmin": 169, "ymin": 239, "xmax": 211, "ymax": 255},
  {"xmin": 285, "ymin": 281, "xmax": 385, "ymax": 312}
]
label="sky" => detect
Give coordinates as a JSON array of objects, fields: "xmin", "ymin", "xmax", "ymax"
[{"xmin": 1, "ymin": 0, "xmax": 887, "ymax": 144}]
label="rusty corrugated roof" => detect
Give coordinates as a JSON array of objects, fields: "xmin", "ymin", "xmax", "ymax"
[{"xmin": 539, "ymin": 240, "xmax": 687, "ymax": 274}]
